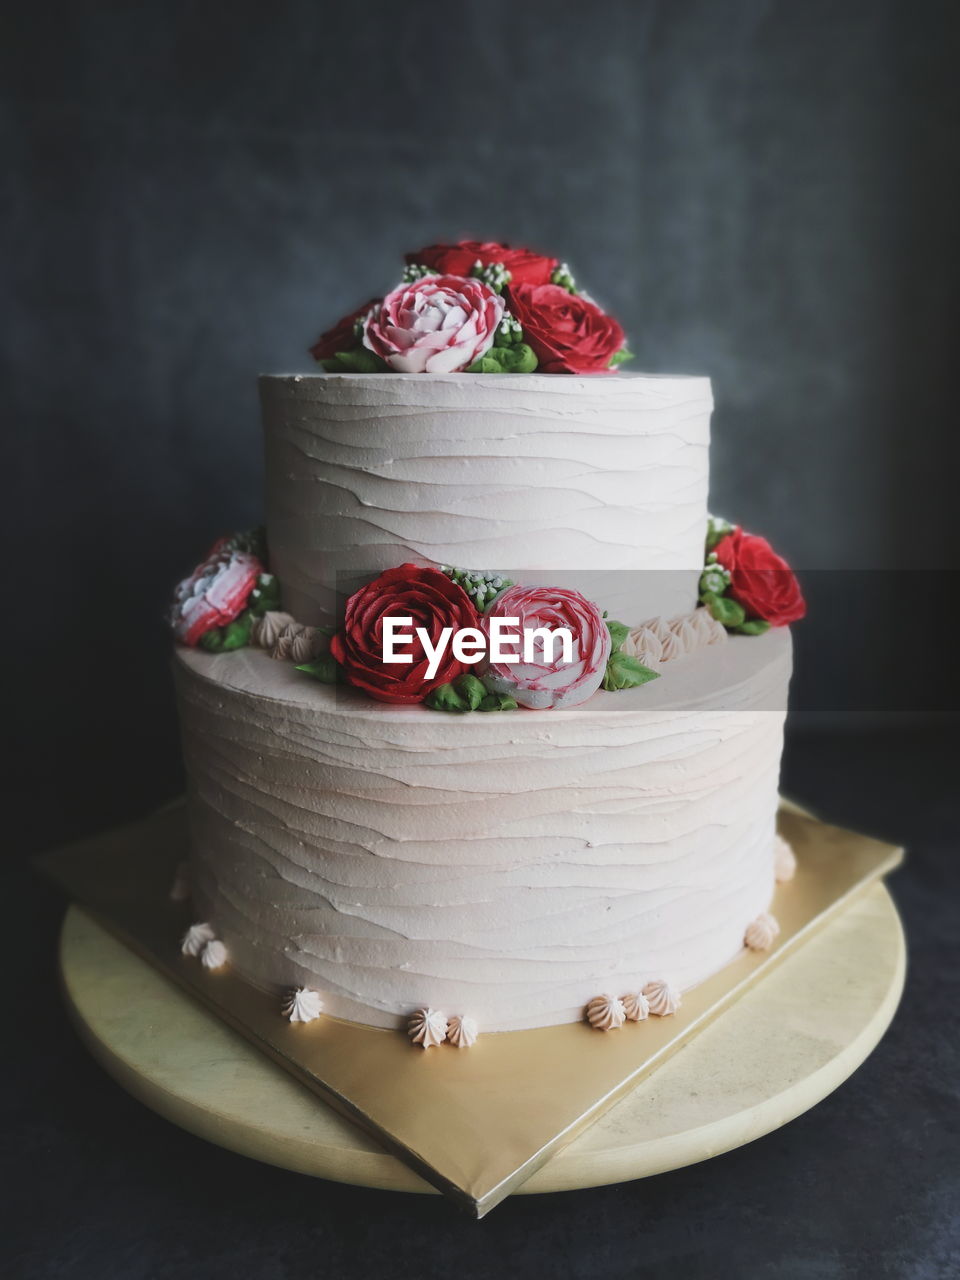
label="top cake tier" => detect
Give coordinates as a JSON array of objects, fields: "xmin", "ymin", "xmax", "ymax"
[{"xmin": 260, "ymin": 371, "xmax": 712, "ymax": 627}]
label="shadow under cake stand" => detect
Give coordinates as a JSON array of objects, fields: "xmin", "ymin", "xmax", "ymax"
[{"xmin": 59, "ymin": 876, "xmax": 904, "ymax": 1199}]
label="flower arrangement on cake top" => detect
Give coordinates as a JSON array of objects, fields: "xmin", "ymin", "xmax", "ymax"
[{"xmin": 309, "ymin": 240, "xmax": 631, "ymax": 375}]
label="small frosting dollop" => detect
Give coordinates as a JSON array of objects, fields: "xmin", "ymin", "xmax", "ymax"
[
  {"xmin": 586, "ymin": 994, "xmax": 627, "ymax": 1031},
  {"xmin": 745, "ymin": 912, "xmax": 781, "ymax": 951},
  {"xmin": 271, "ymin": 621, "xmax": 306, "ymax": 661},
  {"xmin": 283, "ymin": 987, "xmax": 323, "ymax": 1023},
  {"xmin": 642, "ymin": 979, "xmax": 681, "ymax": 1017},
  {"xmin": 251, "ymin": 611, "xmax": 296, "ymax": 650},
  {"xmin": 180, "ymin": 921, "xmax": 215, "ymax": 957},
  {"xmin": 687, "ymin": 606, "xmax": 728, "ymax": 647},
  {"xmin": 621, "ymin": 991, "xmax": 650, "ymax": 1022},
  {"xmin": 446, "ymin": 1014, "xmax": 478, "ymax": 1048},
  {"xmin": 407, "ymin": 1008, "xmax": 448, "ymax": 1049},
  {"xmin": 623, "ymin": 624, "xmax": 664, "ymax": 669},
  {"xmin": 658, "ymin": 629, "xmax": 686, "ymax": 663},
  {"xmin": 774, "ymin": 834, "xmax": 797, "ymax": 882},
  {"xmin": 625, "ymin": 607, "xmax": 726, "ymax": 669},
  {"xmin": 668, "ymin": 615, "xmax": 699, "ymax": 652},
  {"xmin": 169, "ymin": 861, "xmax": 190, "ymax": 902},
  {"xmin": 288, "ymin": 626, "xmax": 328, "ymax": 665},
  {"xmin": 200, "ymin": 938, "xmax": 228, "ymax": 970}
]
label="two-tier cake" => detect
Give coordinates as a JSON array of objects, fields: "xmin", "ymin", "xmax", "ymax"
[{"xmin": 170, "ymin": 241, "xmax": 804, "ymax": 1046}]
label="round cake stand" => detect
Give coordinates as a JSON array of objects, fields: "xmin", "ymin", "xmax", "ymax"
[{"xmin": 59, "ymin": 885, "xmax": 904, "ymax": 1197}]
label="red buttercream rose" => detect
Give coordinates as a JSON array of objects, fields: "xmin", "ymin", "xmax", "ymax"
[
  {"xmin": 405, "ymin": 240, "xmax": 558, "ymax": 286},
  {"xmin": 330, "ymin": 565, "xmax": 481, "ymax": 704},
  {"xmin": 506, "ymin": 283, "xmax": 625, "ymax": 374},
  {"xmin": 309, "ymin": 297, "xmax": 381, "ymax": 362},
  {"xmin": 712, "ymin": 528, "xmax": 806, "ymax": 626}
]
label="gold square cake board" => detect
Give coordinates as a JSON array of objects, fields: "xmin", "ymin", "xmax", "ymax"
[{"xmin": 37, "ymin": 801, "xmax": 901, "ymax": 1217}]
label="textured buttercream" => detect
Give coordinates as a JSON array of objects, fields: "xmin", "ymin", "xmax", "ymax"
[
  {"xmin": 260, "ymin": 372, "xmax": 712, "ymax": 626},
  {"xmin": 174, "ymin": 628, "xmax": 790, "ymax": 1031}
]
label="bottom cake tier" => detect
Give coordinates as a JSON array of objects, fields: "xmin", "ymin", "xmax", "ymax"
[{"xmin": 173, "ymin": 628, "xmax": 792, "ymax": 1033}]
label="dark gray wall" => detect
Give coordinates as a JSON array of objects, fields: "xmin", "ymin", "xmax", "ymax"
[{"xmin": 4, "ymin": 0, "xmax": 959, "ymax": 842}]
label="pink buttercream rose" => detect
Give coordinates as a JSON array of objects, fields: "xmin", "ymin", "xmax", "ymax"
[
  {"xmin": 171, "ymin": 548, "xmax": 262, "ymax": 646},
  {"xmin": 362, "ymin": 274, "xmax": 504, "ymax": 374},
  {"xmin": 479, "ymin": 584, "xmax": 611, "ymax": 710}
]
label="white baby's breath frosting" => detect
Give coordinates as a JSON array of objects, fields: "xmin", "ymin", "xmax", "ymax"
[
  {"xmin": 744, "ymin": 912, "xmax": 781, "ymax": 951},
  {"xmin": 282, "ymin": 987, "xmax": 323, "ymax": 1023},
  {"xmin": 586, "ymin": 995, "xmax": 627, "ymax": 1031},
  {"xmin": 621, "ymin": 991, "xmax": 650, "ymax": 1022},
  {"xmin": 446, "ymin": 1015, "xmax": 478, "ymax": 1048},
  {"xmin": 180, "ymin": 921, "xmax": 215, "ymax": 957},
  {"xmin": 408, "ymin": 1008, "xmax": 448, "ymax": 1049},
  {"xmin": 774, "ymin": 834, "xmax": 797, "ymax": 882},
  {"xmin": 643, "ymin": 979, "xmax": 681, "ymax": 1017},
  {"xmin": 200, "ymin": 939, "xmax": 228, "ymax": 970}
]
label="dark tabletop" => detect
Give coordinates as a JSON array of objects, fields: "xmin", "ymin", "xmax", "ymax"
[{"xmin": 3, "ymin": 723, "xmax": 958, "ymax": 1280}]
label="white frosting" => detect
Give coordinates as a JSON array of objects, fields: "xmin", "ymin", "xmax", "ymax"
[
  {"xmin": 180, "ymin": 921, "xmax": 214, "ymax": 957},
  {"xmin": 260, "ymin": 372, "xmax": 712, "ymax": 626},
  {"xmin": 446, "ymin": 1015, "xmax": 478, "ymax": 1048},
  {"xmin": 174, "ymin": 628, "xmax": 790, "ymax": 1031},
  {"xmin": 283, "ymin": 987, "xmax": 323, "ymax": 1023},
  {"xmin": 408, "ymin": 1008, "xmax": 448, "ymax": 1049}
]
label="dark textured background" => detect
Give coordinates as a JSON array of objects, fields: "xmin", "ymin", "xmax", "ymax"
[{"xmin": 3, "ymin": 2, "xmax": 959, "ymax": 1275}]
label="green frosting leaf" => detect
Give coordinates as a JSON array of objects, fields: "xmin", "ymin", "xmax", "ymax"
[
  {"xmin": 198, "ymin": 610, "xmax": 254, "ymax": 652},
  {"xmin": 477, "ymin": 691, "xmax": 518, "ymax": 712},
  {"xmin": 465, "ymin": 354, "xmax": 502, "ymax": 374},
  {"xmin": 453, "ymin": 673, "xmax": 486, "ymax": 710},
  {"xmin": 468, "ymin": 343, "xmax": 538, "ymax": 374},
  {"xmin": 296, "ymin": 656, "xmax": 340, "ymax": 684},
  {"xmin": 609, "ymin": 347, "xmax": 634, "ymax": 368},
  {"xmin": 605, "ymin": 619, "xmax": 629, "ymax": 653},
  {"xmin": 424, "ymin": 682, "xmax": 472, "ymax": 713},
  {"xmin": 735, "ymin": 618, "xmax": 771, "ymax": 636},
  {"xmin": 321, "ymin": 347, "xmax": 388, "ymax": 373},
  {"xmin": 602, "ymin": 652, "xmax": 660, "ymax": 692},
  {"xmin": 424, "ymin": 674, "xmax": 517, "ymax": 713},
  {"xmin": 499, "ymin": 343, "xmax": 538, "ymax": 373},
  {"xmin": 701, "ymin": 591, "xmax": 747, "ymax": 628}
]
